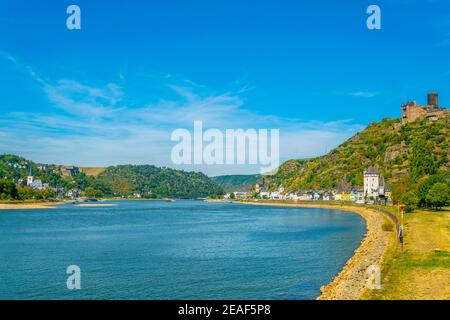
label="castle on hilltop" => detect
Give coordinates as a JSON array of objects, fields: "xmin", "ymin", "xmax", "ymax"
[{"xmin": 401, "ymin": 92, "xmax": 448, "ymax": 125}]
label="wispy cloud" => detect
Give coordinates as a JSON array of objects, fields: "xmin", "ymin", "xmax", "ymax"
[
  {"xmin": 348, "ymin": 91, "xmax": 378, "ymax": 98},
  {"xmin": 0, "ymin": 54, "xmax": 364, "ymax": 175}
]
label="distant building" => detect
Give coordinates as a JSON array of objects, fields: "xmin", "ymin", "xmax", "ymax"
[
  {"xmin": 60, "ymin": 166, "xmax": 80, "ymax": 177},
  {"xmin": 323, "ymin": 191, "xmax": 332, "ymax": 201},
  {"xmin": 259, "ymin": 191, "xmax": 270, "ymax": 199},
  {"xmin": 234, "ymin": 192, "xmax": 251, "ymax": 200},
  {"xmin": 341, "ymin": 192, "xmax": 351, "ymax": 201},
  {"xmin": 297, "ymin": 192, "xmax": 312, "ymax": 201},
  {"xmin": 351, "ymin": 187, "xmax": 365, "ymax": 204},
  {"xmin": 66, "ymin": 189, "xmax": 79, "ymax": 198},
  {"xmin": 26, "ymin": 167, "xmax": 34, "ymax": 186},
  {"xmin": 37, "ymin": 164, "xmax": 50, "ymax": 171},
  {"xmin": 401, "ymin": 92, "xmax": 448, "ymax": 125},
  {"xmin": 29, "ymin": 180, "xmax": 44, "ymax": 191},
  {"xmin": 269, "ymin": 191, "xmax": 281, "ymax": 200}
]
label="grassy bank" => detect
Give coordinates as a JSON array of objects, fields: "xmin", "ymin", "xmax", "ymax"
[{"xmin": 362, "ymin": 207, "xmax": 450, "ymax": 300}]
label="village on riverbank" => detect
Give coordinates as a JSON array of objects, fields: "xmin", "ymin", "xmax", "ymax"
[{"xmin": 225, "ymin": 166, "xmax": 392, "ymax": 205}]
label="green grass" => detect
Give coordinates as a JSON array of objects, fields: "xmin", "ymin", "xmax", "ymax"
[{"xmin": 363, "ymin": 208, "xmax": 450, "ymax": 300}]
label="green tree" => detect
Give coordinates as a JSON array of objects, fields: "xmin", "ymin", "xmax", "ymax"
[
  {"xmin": 401, "ymin": 191, "xmax": 419, "ymax": 213},
  {"xmin": 0, "ymin": 179, "xmax": 18, "ymax": 200},
  {"xmin": 17, "ymin": 186, "xmax": 34, "ymax": 200},
  {"xmin": 85, "ymin": 187, "xmax": 102, "ymax": 198},
  {"xmin": 417, "ymin": 174, "xmax": 448, "ymax": 208},
  {"xmin": 391, "ymin": 174, "xmax": 413, "ymax": 204},
  {"xmin": 410, "ymin": 138, "xmax": 437, "ymax": 181},
  {"xmin": 426, "ymin": 183, "xmax": 450, "ymax": 211}
]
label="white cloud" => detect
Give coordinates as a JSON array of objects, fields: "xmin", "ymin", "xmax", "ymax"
[
  {"xmin": 0, "ymin": 55, "xmax": 364, "ymax": 175},
  {"xmin": 348, "ymin": 91, "xmax": 378, "ymax": 98}
]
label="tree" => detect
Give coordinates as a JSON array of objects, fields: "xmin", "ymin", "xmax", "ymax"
[
  {"xmin": 401, "ymin": 191, "xmax": 419, "ymax": 213},
  {"xmin": 85, "ymin": 187, "xmax": 102, "ymax": 198},
  {"xmin": 0, "ymin": 179, "xmax": 18, "ymax": 200},
  {"xmin": 426, "ymin": 183, "xmax": 450, "ymax": 211},
  {"xmin": 417, "ymin": 174, "xmax": 448, "ymax": 208},
  {"xmin": 391, "ymin": 174, "xmax": 413, "ymax": 204},
  {"xmin": 410, "ymin": 138, "xmax": 437, "ymax": 181}
]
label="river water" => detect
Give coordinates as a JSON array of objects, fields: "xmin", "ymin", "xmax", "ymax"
[{"xmin": 0, "ymin": 200, "xmax": 365, "ymax": 299}]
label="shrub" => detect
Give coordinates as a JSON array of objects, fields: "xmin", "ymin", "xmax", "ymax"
[{"xmin": 382, "ymin": 222, "xmax": 394, "ymax": 232}]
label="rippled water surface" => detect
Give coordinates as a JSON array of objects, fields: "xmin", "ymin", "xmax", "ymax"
[{"xmin": 0, "ymin": 200, "xmax": 365, "ymax": 299}]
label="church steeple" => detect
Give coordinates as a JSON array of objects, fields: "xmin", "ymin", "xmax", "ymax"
[{"xmin": 27, "ymin": 166, "xmax": 34, "ymax": 186}]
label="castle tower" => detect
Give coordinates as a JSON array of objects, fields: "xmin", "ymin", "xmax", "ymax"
[
  {"xmin": 428, "ymin": 92, "xmax": 438, "ymax": 109},
  {"xmin": 26, "ymin": 167, "xmax": 34, "ymax": 186},
  {"xmin": 363, "ymin": 166, "xmax": 379, "ymax": 199}
]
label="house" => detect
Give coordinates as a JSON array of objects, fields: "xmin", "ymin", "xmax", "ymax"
[
  {"xmin": 297, "ymin": 192, "xmax": 312, "ymax": 201},
  {"xmin": 312, "ymin": 190, "xmax": 321, "ymax": 201},
  {"xmin": 284, "ymin": 191, "xmax": 298, "ymax": 201},
  {"xmin": 269, "ymin": 191, "xmax": 281, "ymax": 200},
  {"xmin": 37, "ymin": 164, "xmax": 50, "ymax": 171},
  {"xmin": 385, "ymin": 189, "xmax": 392, "ymax": 203},
  {"xmin": 234, "ymin": 192, "xmax": 251, "ymax": 200},
  {"xmin": 66, "ymin": 189, "xmax": 79, "ymax": 198},
  {"xmin": 341, "ymin": 192, "xmax": 351, "ymax": 201},
  {"xmin": 52, "ymin": 186, "xmax": 65, "ymax": 196},
  {"xmin": 351, "ymin": 188, "xmax": 365, "ymax": 204},
  {"xmin": 259, "ymin": 191, "xmax": 270, "ymax": 199},
  {"xmin": 334, "ymin": 193, "xmax": 343, "ymax": 201},
  {"xmin": 322, "ymin": 191, "xmax": 332, "ymax": 201}
]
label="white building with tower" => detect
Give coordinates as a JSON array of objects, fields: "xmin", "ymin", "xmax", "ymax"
[
  {"xmin": 364, "ymin": 166, "xmax": 380, "ymax": 200},
  {"xmin": 26, "ymin": 167, "xmax": 34, "ymax": 187}
]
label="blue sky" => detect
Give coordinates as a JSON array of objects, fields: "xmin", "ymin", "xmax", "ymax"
[{"xmin": 1, "ymin": 0, "xmax": 450, "ymax": 175}]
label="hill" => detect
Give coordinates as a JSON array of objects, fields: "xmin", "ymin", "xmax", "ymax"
[
  {"xmin": 97, "ymin": 165, "xmax": 223, "ymax": 198},
  {"xmin": 0, "ymin": 155, "xmax": 224, "ymax": 199},
  {"xmin": 80, "ymin": 167, "xmax": 105, "ymax": 176},
  {"xmin": 267, "ymin": 115, "xmax": 449, "ymax": 193},
  {"xmin": 212, "ymin": 174, "xmax": 262, "ymax": 192}
]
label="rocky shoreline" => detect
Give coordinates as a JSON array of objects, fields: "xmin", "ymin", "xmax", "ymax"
[{"xmin": 239, "ymin": 201, "xmax": 395, "ymax": 300}]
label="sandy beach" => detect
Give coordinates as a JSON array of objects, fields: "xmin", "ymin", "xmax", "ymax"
[
  {"xmin": 239, "ymin": 201, "xmax": 396, "ymax": 300},
  {"xmin": 0, "ymin": 202, "xmax": 64, "ymax": 210},
  {"xmin": 73, "ymin": 204, "xmax": 118, "ymax": 207}
]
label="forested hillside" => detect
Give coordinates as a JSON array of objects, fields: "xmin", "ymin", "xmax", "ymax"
[
  {"xmin": 97, "ymin": 165, "xmax": 224, "ymax": 198},
  {"xmin": 267, "ymin": 116, "xmax": 449, "ymax": 196},
  {"xmin": 0, "ymin": 155, "xmax": 223, "ymax": 199},
  {"xmin": 212, "ymin": 174, "xmax": 261, "ymax": 192}
]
